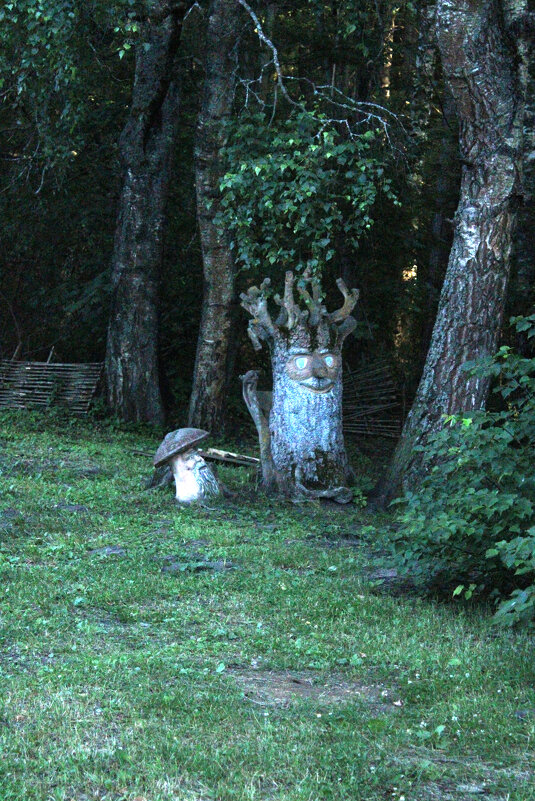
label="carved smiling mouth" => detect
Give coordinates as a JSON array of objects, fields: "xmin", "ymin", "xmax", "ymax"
[{"xmin": 299, "ymin": 377, "xmax": 335, "ymax": 394}]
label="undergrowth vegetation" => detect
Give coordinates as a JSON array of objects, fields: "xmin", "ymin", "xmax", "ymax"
[
  {"xmin": 0, "ymin": 410, "xmax": 534, "ymax": 800},
  {"xmin": 390, "ymin": 316, "xmax": 535, "ymax": 627}
]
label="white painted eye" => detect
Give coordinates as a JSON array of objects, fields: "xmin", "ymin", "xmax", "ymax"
[
  {"xmin": 324, "ymin": 355, "xmax": 335, "ymax": 367},
  {"xmin": 295, "ymin": 356, "xmax": 308, "ymax": 370}
]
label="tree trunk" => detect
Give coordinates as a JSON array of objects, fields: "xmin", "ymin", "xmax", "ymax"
[
  {"xmin": 419, "ymin": 87, "xmax": 459, "ymax": 364},
  {"xmin": 510, "ymin": 58, "xmax": 535, "ymax": 316},
  {"xmin": 269, "ymin": 336, "xmax": 349, "ymax": 490},
  {"xmin": 241, "ymin": 271, "xmax": 357, "ymax": 501},
  {"xmin": 377, "ymin": 0, "xmax": 529, "ymax": 505},
  {"xmin": 187, "ymin": 0, "xmax": 242, "ymax": 434},
  {"xmin": 105, "ymin": 1, "xmax": 188, "ymax": 425}
]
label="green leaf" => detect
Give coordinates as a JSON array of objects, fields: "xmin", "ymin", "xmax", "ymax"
[{"xmin": 416, "ymin": 730, "xmax": 432, "ymax": 740}]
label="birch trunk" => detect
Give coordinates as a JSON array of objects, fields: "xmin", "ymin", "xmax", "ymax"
[
  {"xmin": 420, "ymin": 88, "xmax": 459, "ymax": 364},
  {"xmin": 377, "ymin": 0, "xmax": 529, "ymax": 504}
]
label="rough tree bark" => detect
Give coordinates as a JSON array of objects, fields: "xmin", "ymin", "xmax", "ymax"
[
  {"xmin": 106, "ymin": 1, "xmax": 190, "ymax": 425},
  {"xmin": 511, "ymin": 56, "xmax": 535, "ymax": 314},
  {"xmin": 240, "ymin": 270, "xmax": 358, "ymax": 501},
  {"xmin": 420, "ymin": 87, "xmax": 459, "ymax": 364},
  {"xmin": 187, "ymin": 0, "xmax": 243, "ymax": 433},
  {"xmin": 377, "ymin": 0, "xmax": 530, "ymax": 505}
]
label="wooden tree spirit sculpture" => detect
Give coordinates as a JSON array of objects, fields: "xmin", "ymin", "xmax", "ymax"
[{"xmin": 241, "ymin": 270, "xmax": 358, "ymax": 502}]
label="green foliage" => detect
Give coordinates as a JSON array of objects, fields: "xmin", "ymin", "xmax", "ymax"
[
  {"xmin": 352, "ymin": 487, "xmax": 368, "ymax": 508},
  {"xmin": 0, "ymin": 0, "xmax": 136, "ymax": 360},
  {"xmin": 218, "ymin": 110, "xmax": 399, "ymax": 276},
  {"xmin": 390, "ymin": 315, "xmax": 535, "ymax": 625},
  {"xmin": 0, "ymin": 0, "xmax": 83, "ymax": 160},
  {"xmin": 0, "ymin": 0, "xmax": 137, "ymax": 177}
]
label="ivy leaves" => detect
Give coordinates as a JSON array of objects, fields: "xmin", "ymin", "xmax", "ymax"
[{"xmin": 217, "ymin": 110, "xmax": 399, "ymax": 277}]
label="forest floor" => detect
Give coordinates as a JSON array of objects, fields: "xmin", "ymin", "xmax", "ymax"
[{"xmin": 0, "ymin": 411, "xmax": 534, "ymax": 801}]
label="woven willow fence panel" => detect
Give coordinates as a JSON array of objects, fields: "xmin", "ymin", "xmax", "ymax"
[
  {"xmin": 342, "ymin": 360, "xmax": 401, "ymax": 438},
  {"xmin": 0, "ymin": 361, "xmax": 103, "ymax": 415}
]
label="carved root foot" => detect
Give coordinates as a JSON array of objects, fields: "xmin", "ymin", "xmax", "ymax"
[{"xmin": 294, "ymin": 483, "xmax": 353, "ymax": 504}]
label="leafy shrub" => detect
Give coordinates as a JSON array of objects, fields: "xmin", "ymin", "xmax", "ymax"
[{"xmin": 390, "ymin": 315, "xmax": 535, "ymax": 625}]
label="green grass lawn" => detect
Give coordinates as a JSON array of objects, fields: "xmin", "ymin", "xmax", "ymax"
[{"xmin": 0, "ymin": 411, "xmax": 534, "ymax": 801}]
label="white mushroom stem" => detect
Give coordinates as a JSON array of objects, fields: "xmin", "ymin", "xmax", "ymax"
[{"xmin": 168, "ymin": 450, "xmax": 219, "ymax": 504}]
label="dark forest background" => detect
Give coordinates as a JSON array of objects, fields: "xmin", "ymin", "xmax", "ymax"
[{"xmin": 0, "ymin": 0, "xmax": 533, "ymax": 439}]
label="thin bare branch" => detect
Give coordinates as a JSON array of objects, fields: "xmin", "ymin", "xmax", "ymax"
[
  {"xmin": 235, "ymin": 1, "xmax": 407, "ymax": 151},
  {"xmin": 183, "ymin": 0, "xmax": 202, "ymax": 20},
  {"xmin": 236, "ymin": 0, "xmax": 293, "ymax": 105}
]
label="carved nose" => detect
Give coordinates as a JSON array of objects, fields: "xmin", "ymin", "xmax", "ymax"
[{"xmin": 311, "ymin": 355, "xmax": 328, "ymax": 378}]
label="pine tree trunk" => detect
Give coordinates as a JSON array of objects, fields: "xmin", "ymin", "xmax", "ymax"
[
  {"xmin": 187, "ymin": 0, "xmax": 242, "ymax": 434},
  {"xmin": 377, "ymin": 0, "xmax": 529, "ymax": 504},
  {"xmin": 105, "ymin": 1, "xmax": 188, "ymax": 425}
]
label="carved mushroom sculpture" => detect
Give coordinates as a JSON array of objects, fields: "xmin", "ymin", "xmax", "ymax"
[{"xmin": 153, "ymin": 428, "xmax": 220, "ymax": 504}]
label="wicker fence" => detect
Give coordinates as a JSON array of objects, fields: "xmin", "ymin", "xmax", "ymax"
[{"xmin": 0, "ymin": 360, "xmax": 103, "ymax": 415}]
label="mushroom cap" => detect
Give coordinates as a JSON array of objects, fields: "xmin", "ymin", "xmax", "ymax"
[{"xmin": 153, "ymin": 428, "xmax": 210, "ymax": 467}]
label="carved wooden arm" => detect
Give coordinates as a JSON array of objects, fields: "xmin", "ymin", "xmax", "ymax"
[{"xmin": 240, "ymin": 370, "xmax": 278, "ymax": 492}]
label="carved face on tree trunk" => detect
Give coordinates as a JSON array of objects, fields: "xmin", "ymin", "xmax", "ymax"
[
  {"xmin": 285, "ymin": 350, "xmax": 341, "ymax": 394},
  {"xmin": 240, "ymin": 269, "xmax": 358, "ymax": 500}
]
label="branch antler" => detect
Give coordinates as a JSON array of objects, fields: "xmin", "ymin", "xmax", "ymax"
[
  {"xmin": 326, "ymin": 278, "xmax": 359, "ymax": 348},
  {"xmin": 296, "ymin": 267, "xmax": 326, "ymax": 327},
  {"xmin": 241, "ymin": 272, "xmax": 359, "ymax": 350},
  {"xmin": 328, "ymin": 278, "xmax": 360, "ymax": 323},
  {"xmin": 283, "ymin": 272, "xmax": 301, "ymax": 329},
  {"xmin": 240, "ymin": 278, "xmax": 277, "ymax": 350}
]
